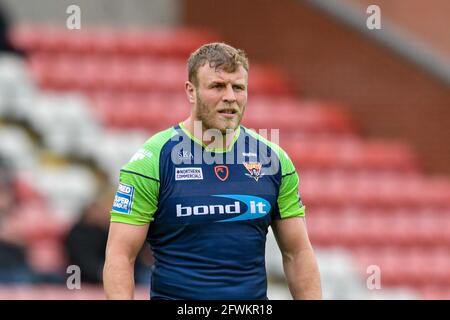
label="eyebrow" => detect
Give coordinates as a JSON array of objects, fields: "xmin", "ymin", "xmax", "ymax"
[{"xmin": 208, "ymin": 80, "xmax": 246, "ymax": 87}]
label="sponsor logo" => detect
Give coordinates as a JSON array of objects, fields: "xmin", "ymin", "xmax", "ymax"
[
  {"xmin": 175, "ymin": 167, "xmax": 203, "ymax": 181},
  {"xmin": 178, "ymin": 150, "xmax": 194, "ymax": 160},
  {"xmin": 214, "ymin": 165, "xmax": 229, "ymax": 181},
  {"xmin": 112, "ymin": 183, "xmax": 135, "ymax": 214},
  {"xmin": 243, "ymin": 162, "xmax": 264, "ymax": 182},
  {"xmin": 129, "ymin": 149, "xmax": 152, "ymax": 163},
  {"xmin": 175, "ymin": 194, "xmax": 271, "ymax": 222},
  {"xmin": 176, "ymin": 202, "xmax": 240, "ymax": 216},
  {"xmin": 242, "ymin": 152, "xmax": 257, "ymax": 157}
]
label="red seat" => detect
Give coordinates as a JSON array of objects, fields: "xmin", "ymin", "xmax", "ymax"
[
  {"xmin": 27, "ymin": 53, "xmax": 54, "ymax": 89},
  {"xmin": 429, "ymin": 248, "xmax": 450, "ymax": 285},
  {"xmin": 335, "ymin": 210, "xmax": 368, "ymax": 247},
  {"xmin": 88, "ymin": 28, "xmax": 119, "ymax": 54},
  {"xmin": 363, "ymin": 140, "xmax": 418, "ymax": 171},
  {"xmin": 248, "ymin": 65, "xmax": 293, "ymax": 96},
  {"xmin": 115, "ymin": 28, "xmax": 218, "ymax": 57},
  {"xmin": 127, "ymin": 57, "xmax": 158, "ymax": 91},
  {"xmin": 353, "ymin": 247, "xmax": 403, "ymax": 286},
  {"xmin": 278, "ymin": 134, "xmax": 418, "ymax": 173},
  {"xmin": 420, "ymin": 285, "xmax": 450, "ymax": 300},
  {"xmin": 305, "ymin": 208, "xmax": 336, "ymax": 246},
  {"xmin": 423, "ymin": 177, "xmax": 450, "ymax": 207},
  {"xmin": 10, "ymin": 25, "xmax": 65, "ymax": 52}
]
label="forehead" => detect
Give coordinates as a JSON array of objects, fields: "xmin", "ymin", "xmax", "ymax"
[{"xmin": 197, "ymin": 63, "xmax": 248, "ymax": 84}]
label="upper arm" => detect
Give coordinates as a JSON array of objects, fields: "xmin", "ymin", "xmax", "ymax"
[
  {"xmin": 276, "ymin": 148, "xmax": 305, "ymax": 219},
  {"xmin": 271, "ymin": 217, "xmax": 312, "ymax": 258},
  {"xmin": 272, "ymin": 146, "xmax": 310, "ymax": 256},
  {"xmin": 105, "ymin": 222, "xmax": 149, "ymax": 261},
  {"xmin": 106, "ymin": 140, "xmax": 163, "ymax": 259},
  {"xmin": 107, "ymin": 163, "xmax": 157, "ymax": 261}
]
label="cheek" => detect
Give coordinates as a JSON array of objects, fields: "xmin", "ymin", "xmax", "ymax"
[
  {"xmin": 198, "ymin": 92, "xmax": 220, "ymax": 109},
  {"xmin": 237, "ymin": 93, "xmax": 248, "ymax": 107}
]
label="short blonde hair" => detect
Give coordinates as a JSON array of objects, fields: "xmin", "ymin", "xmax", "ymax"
[{"xmin": 187, "ymin": 42, "xmax": 249, "ymax": 87}]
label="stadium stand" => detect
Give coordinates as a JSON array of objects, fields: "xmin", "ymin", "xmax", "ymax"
[{"xmin": 0, "ymin": 23, "xmax": 449, "ymax": 299}]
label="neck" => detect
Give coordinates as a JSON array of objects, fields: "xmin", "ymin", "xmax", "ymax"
[{"xmin": 181, "ymin": 117, "xmax": 238, "ymax": 151}]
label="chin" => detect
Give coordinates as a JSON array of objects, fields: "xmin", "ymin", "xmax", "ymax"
[
  {"xmin": 223, "ymin": 123, "xmax": 240, "ymax": 133},
  {"xmin": 207, "ymin": 118, "xmax": 240, "ymax": 134}
]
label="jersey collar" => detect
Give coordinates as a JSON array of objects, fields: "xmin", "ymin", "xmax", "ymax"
[{"xmin": 178, "ymin": 122, "xmax": 241, "ymax": 153}]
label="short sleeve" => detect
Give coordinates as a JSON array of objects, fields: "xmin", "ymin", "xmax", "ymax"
[
  {"xmin": 109, "ymin": 127, "xmax": 175, "ymax": 225},
  {"xmin": 276, "ymin": 149, "xmax": 306, "ymax": 219},
  {"xmin": 110, "ymin": 169, "xmax": 159, "ymax": 225}
]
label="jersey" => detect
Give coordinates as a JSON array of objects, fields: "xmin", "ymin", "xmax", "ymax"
[{"xmin": 110, "ymin": 123, "xmax": 306, "ymax": 300}]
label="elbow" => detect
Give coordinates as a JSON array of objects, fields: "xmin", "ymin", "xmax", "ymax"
[{"xmin": 281, "ymin": 251, "xmax": 295, "ymax": 264}]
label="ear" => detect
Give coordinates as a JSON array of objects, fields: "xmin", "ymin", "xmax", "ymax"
[{"xmin": 185, "ymin": 81, "xmax": 196, "ymax": 104}]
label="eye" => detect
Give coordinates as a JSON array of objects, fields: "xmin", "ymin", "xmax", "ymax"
[{"xmin": 233, "ymin": 85, "xmax": 245, "ymax": 91}]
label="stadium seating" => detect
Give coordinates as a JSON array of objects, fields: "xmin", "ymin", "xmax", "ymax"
[
  {"xmin": 0, "ymin": 284, "xmax": 150, "ymax": 299},
  {"xmin": 9, "ymin": 25, "xmax": 219, "ymax": 57},
  {"xmin": 2, "ymin": 24, "xmax": 450, "ymax": 299}
]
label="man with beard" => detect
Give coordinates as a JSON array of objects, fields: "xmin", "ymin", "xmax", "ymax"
[{"xmin": 103, "ymin": 43, "xmax": 321, "ymax": 300}]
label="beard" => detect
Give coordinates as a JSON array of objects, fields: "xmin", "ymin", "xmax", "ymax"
[{"xmin": 194, "ymin": 91, "xmax": 245, "ymax": 135}]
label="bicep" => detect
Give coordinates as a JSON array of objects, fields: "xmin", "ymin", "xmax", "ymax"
[
  {"xmin": 271, "ymin": 217, "xmax": 312, "ymax": 257},
  {"xmin": 105, "ymin": 222, "xmax": 149, "ymax": 261}
]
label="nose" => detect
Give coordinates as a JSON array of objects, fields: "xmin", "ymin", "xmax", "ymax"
[{"xmin": 222, "ymin": 84, "xmax": 236, "ymax": 103}]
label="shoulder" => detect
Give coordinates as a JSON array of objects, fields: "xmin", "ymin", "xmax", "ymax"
[
  {"xmin": 142, "ymin": 126, "xmax": 179, "ymax": 154},
  {"xmin": 121, "ymin": 126, "xmax": 178, "ymax": 178}
]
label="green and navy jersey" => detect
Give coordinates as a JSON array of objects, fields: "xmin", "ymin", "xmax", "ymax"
[{"xmin": 111, "ymin": 123, "xmax": 305, "ymax": 300}]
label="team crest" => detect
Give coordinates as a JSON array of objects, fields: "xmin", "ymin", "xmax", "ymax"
[
  {"xmin": 214, "ymin": 165, "xmax": 229, "ymax": 181},
  {"xmin": 244, "ymin": 162, "xmax": 264, "ymax": 182}
]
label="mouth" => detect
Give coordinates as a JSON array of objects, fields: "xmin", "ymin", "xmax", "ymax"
[
  {"xmin": 217, "ymin": 109, "xmax": 238, "ymax": 118},
  {"xmin": 218, "ymin": 108, "xmax": 237, "ymax": 114}
]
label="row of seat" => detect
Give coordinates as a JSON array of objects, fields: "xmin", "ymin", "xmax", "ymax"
[
  {"xmin": 0, "ymin": 285, "xmax": 149, "ymax": 300},
  {"xmin": 419, "ymin": 286, "xmax": 450, "ymax": 300},
  {"xmin": 10, "ymin": 25, "xmax": 218, "ymax": 57},
  {"xmin": 353, "ymin": 247, "xmax": 450, "ymax": 288},
  {"xmin": 28, "ymin": 53, "xmax": 293, "ymax": 95},
  {"xmin": 87, "ymin": 91, "xmax": 413, "ymax": 171},
  {"xmin": 243, "ymin": 101, "xmax": 353, "ymax": 133},
  {"xmin": 89, "ymin": 92, "xmax": 353, "ymax": 133},
  {"xmin": 300, "ymin": 170, "xmax": 450, "ymax": 208},
  {"xmin": 309, "ymin": 206, "xmax": 450, "ymax": 217},
  {"xmin": 308, "ymin": 209, "xmax": 450, "ymax": 247},
  {"xmin": 282, "ymin": 136, "xmax": 417, "ymax": 172}
]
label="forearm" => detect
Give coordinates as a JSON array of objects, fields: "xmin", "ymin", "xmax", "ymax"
[
  {"xmin": 283, "ymin": 247, "xmax": 322, "ymax": 300},
  {"xmin": 103, "ymin": 254, "xmax": 135, "ymax": 300}
]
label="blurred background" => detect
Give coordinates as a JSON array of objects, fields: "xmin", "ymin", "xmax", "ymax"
[{"xmin": 0, "ymin": 0, "xmax": 449, "ymax": 299}]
